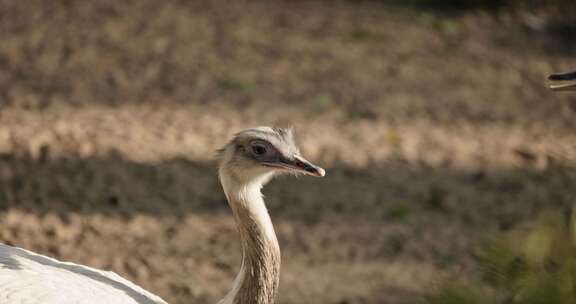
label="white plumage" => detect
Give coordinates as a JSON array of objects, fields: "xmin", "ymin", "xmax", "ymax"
[
  {"xmin": 0, "ymin": 244, "xmax": 165, "ymax": 304},
  {"xmin": 0, "ymin": 127, "xmax": 324, "ymax": 304}
]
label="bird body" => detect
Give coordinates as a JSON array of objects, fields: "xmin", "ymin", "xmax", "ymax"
[
  {"xmin": 0, "ymin": 243, "xmax": 166, "ymax": 304},
  {"xmin": 0, "ymin": 127, "xmax": 324, "ymax": 304}
]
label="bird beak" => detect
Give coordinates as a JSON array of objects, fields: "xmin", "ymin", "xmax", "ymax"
[
  {"xmin": 264, "ymin": 156, "xmax": 326, "ymax": 177},
  {"xmin": 289, "ymin": 156, "xmax": 326, "ymax": 177},
  {"xmin": 549, "ymin": 71, "xmax": 576, "ymax": 91}
]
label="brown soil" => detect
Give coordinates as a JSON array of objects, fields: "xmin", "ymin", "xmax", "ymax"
[{"xmin": 0, "ymin": 1, "xmax": 575, "ymax": 303}]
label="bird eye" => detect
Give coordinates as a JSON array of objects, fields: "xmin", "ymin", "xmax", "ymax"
[{"xmin": 252, "ymin": 145, "xmax": 267, "ymax": 155}]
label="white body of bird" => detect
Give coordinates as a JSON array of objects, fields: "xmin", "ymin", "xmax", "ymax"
[{"xmin": 0, "ymin": 244, "xmax": 166, "ymax": 304}]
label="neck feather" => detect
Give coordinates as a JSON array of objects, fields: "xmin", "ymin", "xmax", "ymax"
[{"xmin": 218, "ymin": 169, "xmax": 281, "ymax": 304}]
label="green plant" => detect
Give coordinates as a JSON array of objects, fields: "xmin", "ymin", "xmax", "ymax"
[
  {"xmin": 217, "ymin": 76, "xmax": 255, "ymax": 93},
  {"xmin": 386, "ymin": 206, "xmax": 412, "ymax": 220},
  {"xmin": 423, "ymin": 209, "xmax": 576, "ymax": 304}
]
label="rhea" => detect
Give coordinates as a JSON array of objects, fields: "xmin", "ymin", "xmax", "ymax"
[{"xmin": 0, "ymin": 127, "xmax": 325, "ymax": 304}]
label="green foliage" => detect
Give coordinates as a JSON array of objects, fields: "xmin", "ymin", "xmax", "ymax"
[
  {"xmin": 348, "ymin": 28, "xmax": 387, "ymax": 42},
  {"xmin": 216, "ymin": 76, "xmax": 255, "ymax": 93},
  {"xmin": 309, "ymin": 93, "xmax": 334, "ymax": 113},
  {"xmin": 423, "ymin": 209, "xmax": 576, "ymax": 304},
  {"xmin": 386, "ymin": 206, "xmax": 412, "ymax": 220}
]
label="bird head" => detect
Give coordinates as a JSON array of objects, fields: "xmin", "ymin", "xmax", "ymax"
[
  {"xmin": 218, "ymin": 127, "xmax": 325, "ymax": 185},
  {"xmin": 549, "ymin": 71, "xmax": 576, "ymax": 91}
]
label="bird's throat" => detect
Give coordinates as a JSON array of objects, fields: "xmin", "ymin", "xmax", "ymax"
[
  {"xmin": 219, "ymin": 174, "xmax": 281, "ymax": 304},
  {"xmin": 232, "ymin": 204, "xmax": 280, "ymax": 304}
]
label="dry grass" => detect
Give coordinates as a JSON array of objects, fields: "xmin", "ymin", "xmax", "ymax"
[{"xmin": 0, "ymin": 1, "xmax": 576, "ymax": 303}]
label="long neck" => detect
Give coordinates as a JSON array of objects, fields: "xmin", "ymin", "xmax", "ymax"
[{"xmin": 218, "ymin": 170, "xmax": 281, "ymax": 304}]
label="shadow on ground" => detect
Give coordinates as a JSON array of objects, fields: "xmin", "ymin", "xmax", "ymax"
[{"xmin": 1, "ymin": 153, "xmax": 574, "ymax": 227}]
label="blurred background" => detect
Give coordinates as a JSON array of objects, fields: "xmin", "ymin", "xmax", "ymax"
[{"xmin": 0, "ymin": 1, "xmax": 576, "ymax": 303}]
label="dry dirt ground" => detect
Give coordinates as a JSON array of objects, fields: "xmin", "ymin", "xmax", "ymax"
[{"xmin": 1, "ymin": 1, "xmax": 576, "ymax": 303}]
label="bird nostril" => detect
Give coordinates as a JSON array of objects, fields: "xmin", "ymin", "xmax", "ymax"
[{"xmin": 295, "ymin": 160, "xmax": 305, "ymax": 168}]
